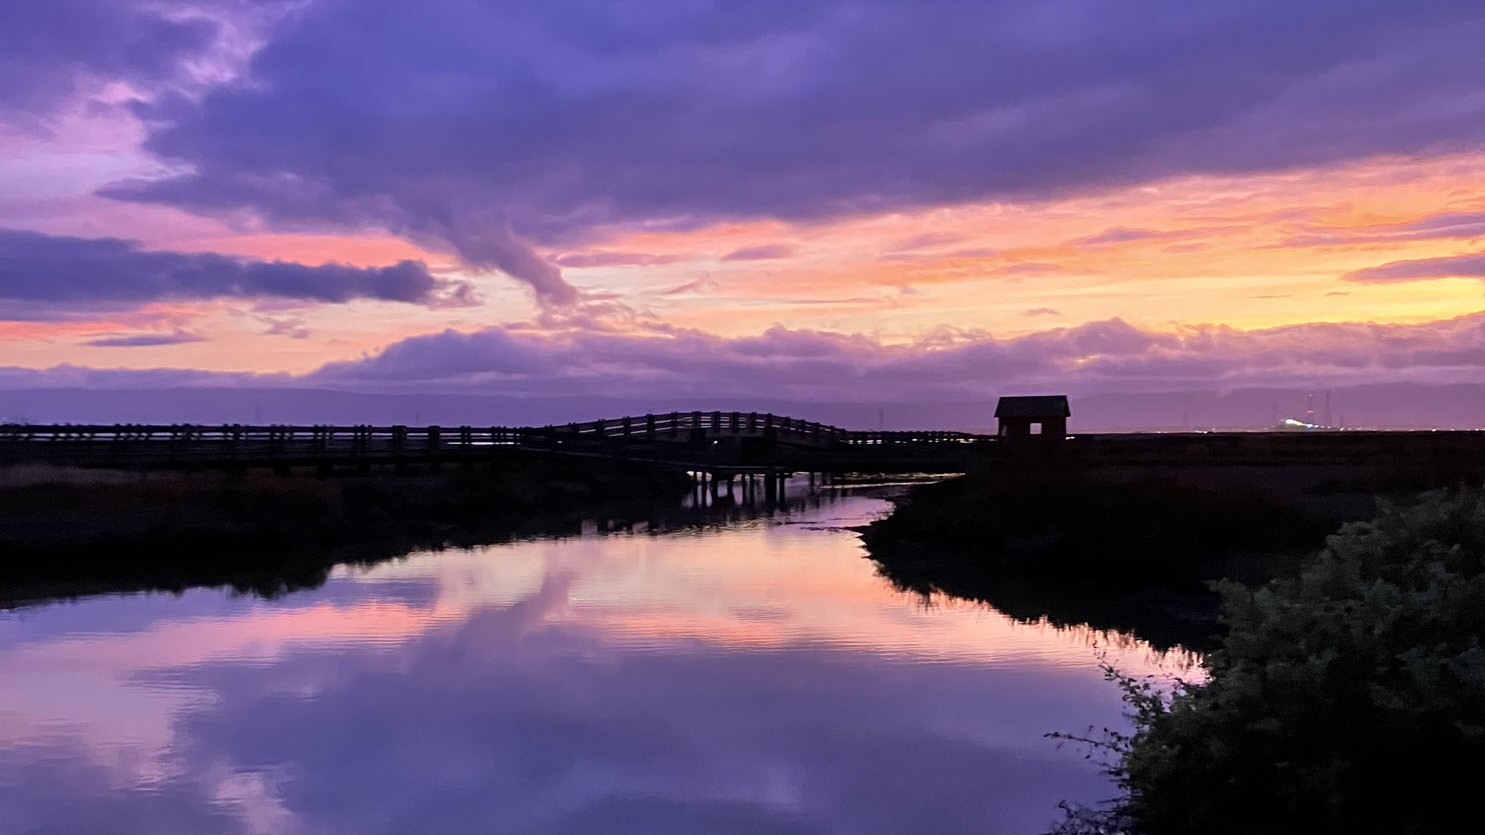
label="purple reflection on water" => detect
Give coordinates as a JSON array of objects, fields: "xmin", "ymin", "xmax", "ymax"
[{"xmin": 0, "ymin": 495, "xmax": 1180, "ymax": 835}]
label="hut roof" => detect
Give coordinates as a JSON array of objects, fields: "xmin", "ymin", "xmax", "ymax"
[{"xmin": 994, "ymin": 395, "xmax": 1071, "ymax": 418}]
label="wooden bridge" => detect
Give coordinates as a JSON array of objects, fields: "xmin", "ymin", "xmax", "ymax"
[
  {"xmin": 13, "ymin": 410, "xmax": 1485, "ymax": 492},
  {"xmin": 0, "ymin": 411, "xmax": 993, "ymax": 476}
]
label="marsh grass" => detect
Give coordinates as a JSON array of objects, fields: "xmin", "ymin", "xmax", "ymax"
[{"xmin": 0, "ymin": 454, "xmax": 690, "ymax": 605}]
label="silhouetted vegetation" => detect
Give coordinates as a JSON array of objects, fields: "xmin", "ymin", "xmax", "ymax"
[
  {"xmin": 1054, "ymin": 489, "xmax": 1485, "ymax": 834},
  {"xmin": 0, "ymin": 456, "xmax": 690, "ymax": 606},
  {"xmin": 861, "ymin": 464, "xmax": 1328, "ymax": 648}
]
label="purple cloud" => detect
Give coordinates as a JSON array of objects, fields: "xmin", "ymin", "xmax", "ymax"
[
  {"xmin": 83, "ymin": 330, "xmax": 204, "ymax": 348},
  {"xmin": 8, "ymin": 313, "xmax": 1485, "ymax": 428},
  {"xmin": 1345, "ymin": 252, "xmax": 1485, "ymax": 283},
  {"xmin": 290, "ymin": 313, "xmax": 1485, "ymax": 401},
  {"xmin": 721, "ymin": 244, "xmax": 798, "ymax": 262},
  {"xmin": 1024, "ymin": 307, "xmax": 1062, "ymax": 317},
  {"xmin": 88, "ymin": 0, "xmax": 1485, "ymax": 295},
  {"xmin": 0, "ymin": 229, "xmax": 469, "ymax": 313},
  {"xmin": 10, "ymin": 313, "xmax": 1485, "ymax": 407},
  {"xmin": 0, "ymin": 0, "xmax": 218, "ymax": 120}
]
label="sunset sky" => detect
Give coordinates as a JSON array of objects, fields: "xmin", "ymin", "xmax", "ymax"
[{"xmin": 3, "ymin": 0, "xmax": 1485, "ymax": 423}]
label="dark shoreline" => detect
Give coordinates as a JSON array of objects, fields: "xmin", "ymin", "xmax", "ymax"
[
  {"xmin": 857, "ymin": 465, "xmax": 1354, "ymax": 650},
  {"xmin": 0, "ymin": 455, "xmax": 691, "ymax": 608}
]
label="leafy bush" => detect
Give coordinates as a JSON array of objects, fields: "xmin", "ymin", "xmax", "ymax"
[{"xmin": 1068, "ymin": 489, "xmax": 1485, "ymax": 834}]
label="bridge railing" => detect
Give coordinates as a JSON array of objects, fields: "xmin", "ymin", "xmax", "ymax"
[
  {"xmin": 544, "ymin": 410, "xmax": 842, "ymax": 443},
  {"xmin": 0, "ymin": 423, "xmax": 537, "ymax": 465},
  {"xmin": 0, "ymin": 413, "xmax": 997, "ymax": 468},
  {"xmin": 540, "ymin": 411, "xmax": 993, "ymax": 447}
]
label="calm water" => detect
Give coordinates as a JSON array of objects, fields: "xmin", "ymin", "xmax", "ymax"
[{"xmin": 0, "ymin": 490, "xmax": 1189, "ymax": 835}]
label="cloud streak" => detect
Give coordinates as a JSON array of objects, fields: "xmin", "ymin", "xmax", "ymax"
[
  {"xmin": 0, "ymin": 229, "xmax": 471, "ymax": 314},
  {"xmin": 722, "ymin": 244, "xmax": 798, "ymax": 262},
  {"xmin": 82, "ymin": 330, "xmax": 204, "ymax": 348},
  {"xmin": 1345, "ymin": 252, "xmax": 1485, "ymax": 283}
]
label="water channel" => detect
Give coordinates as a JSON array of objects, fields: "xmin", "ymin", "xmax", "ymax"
[{"xmin": 0, "ymin": 487, "xmax": 1192, "ymax": 835}]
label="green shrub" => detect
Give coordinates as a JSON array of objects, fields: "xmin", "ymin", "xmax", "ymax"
[{"xmin": 1069, "ymin": 489, "xmax": 1485, "ymax": 834}]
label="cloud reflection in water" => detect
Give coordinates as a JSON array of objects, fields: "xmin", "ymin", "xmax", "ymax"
[{"xmin": 0, "ymin": 495, "xmax": 1181, "ymax": 835}]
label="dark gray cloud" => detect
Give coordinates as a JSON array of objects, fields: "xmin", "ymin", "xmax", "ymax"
[
  {"xmin": 91, "ymin": 0, "xmax": 1485, "ymax": 294},
  {"xmin": 0, "ymin": 229, "xmax": 468, "ymax": 313},
  {"xmin": 1345, "ymin": 252, "xmax": 1485, "ymax": 283}
]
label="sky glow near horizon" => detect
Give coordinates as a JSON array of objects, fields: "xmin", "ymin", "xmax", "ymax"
[{"xmin": 3, "ymin": 0, "xmax": 1485, "ymax": 406}]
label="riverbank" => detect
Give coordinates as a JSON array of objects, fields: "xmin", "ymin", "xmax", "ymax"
[
  {"xmin": 0, "ymin": 456, "xmax": 692, "ymax": 606},
  {"xmin": 859, "ymin": 464, "xmax": 1338, "ymax": 649}
]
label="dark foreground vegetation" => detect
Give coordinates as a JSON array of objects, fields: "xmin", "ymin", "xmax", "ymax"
[
  {"xmin": 861, "ymin": 463, "xmax": 1485, "ymax": 831},
  {"xmin": 1056, "ymin": 489, "xmax": 1485, "ymax": 834},
  {"xmin": 860, "ymin": 465, "xmax": 1331, "ymax": 648},
  {"xmin": 0, "ymin": 456, "xmax": 691, "ymax": 606}
]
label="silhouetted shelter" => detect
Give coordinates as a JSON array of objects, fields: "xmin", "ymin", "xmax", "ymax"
[{"xmin": 995, "ymin": 395, "xmax": 1070, "ymax": 440}]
